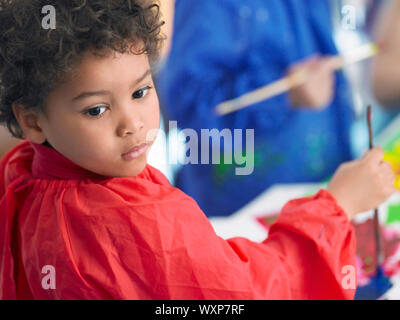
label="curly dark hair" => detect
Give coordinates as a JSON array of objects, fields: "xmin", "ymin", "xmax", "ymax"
[{"xmin": 0, "ymin": 0, "xmax": 165, "ymax": 138}]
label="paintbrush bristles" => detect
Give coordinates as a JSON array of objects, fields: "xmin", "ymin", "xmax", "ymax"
[{"xmin": 343, "ymin": 43, "xmax": 379, "ymax": 66}]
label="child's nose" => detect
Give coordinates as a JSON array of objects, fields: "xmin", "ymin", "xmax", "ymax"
[{"xmin": 116, "ymin": 113, "xmax": 144, "ymax": 137}]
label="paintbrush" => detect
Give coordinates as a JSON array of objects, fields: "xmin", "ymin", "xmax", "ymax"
[
  {"xmin": 367, "ymin": 105, "xmax": 384, "ymax": 268},
  {"xmin": 215, "ymin": 43, "xmax": 380, "ymax": 116},
  {"xmin": 355, "ymin": 106, "xmax": 392, "ymax": 300}
]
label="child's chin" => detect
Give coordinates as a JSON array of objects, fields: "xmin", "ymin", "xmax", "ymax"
[
  {"xmin": 90, "ymin": 159, "xmax": 148, "ymax": 178},
  {"xmin": 113, "ymin": 163, "xmax": 147, "ymax": 178}
]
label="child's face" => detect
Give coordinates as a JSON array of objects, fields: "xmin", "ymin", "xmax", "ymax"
[{"xmin": 37, "ymin": 50, "xmax": 160, "ymax": 177}]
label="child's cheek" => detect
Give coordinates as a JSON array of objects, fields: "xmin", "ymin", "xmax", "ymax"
[{"xmin": 143, "ymin": 107, "xmax": 160, "ymax": 132}]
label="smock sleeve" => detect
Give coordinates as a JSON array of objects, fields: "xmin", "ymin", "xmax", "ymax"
[{"xmin": 43, "ymin": 181, "xmax": 355, "ymax": 299}]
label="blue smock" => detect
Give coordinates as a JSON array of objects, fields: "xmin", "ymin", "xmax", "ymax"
[{"xmin": 157, "ymin": 0, "xmax": 354, "ymax": 217}]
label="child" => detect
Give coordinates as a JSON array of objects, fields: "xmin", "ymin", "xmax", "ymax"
[
  {"xmin": 157, "ymin": 0, "xmax": 356, "ymax": 217},
  {"xmin": 0, "ymin": 0, "xmax": 396, "ymax": 300}
]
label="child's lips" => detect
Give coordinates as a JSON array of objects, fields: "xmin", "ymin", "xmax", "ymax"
[{"xmin": 122, "ymin": 143, "xmax": 148, "ymax": 161}]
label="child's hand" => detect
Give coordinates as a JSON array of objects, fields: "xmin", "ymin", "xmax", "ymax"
[
  {"xmin": 288, "ymin": 55, "xmax": 341, "ymax": 110},
  {"xmin": 327, "ymin": 147, "xmax": 396, "ymax": 220}
]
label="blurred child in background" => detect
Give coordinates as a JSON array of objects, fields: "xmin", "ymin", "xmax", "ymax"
[{"xmin": 158, "ymin": 0, "xmax": 356, "ymax": 217}]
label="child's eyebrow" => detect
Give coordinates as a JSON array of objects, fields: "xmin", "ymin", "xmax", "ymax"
[
  {"xmin": 133, "ymin": 69, "xmax": 152, "ymax": 87},
  {"xmin": 71, "ymin": 69, "xmax": 152, "ymax": 102},
  {"xmin": 71, "ymin": 90, "xmax": 110, "ymax": 102}
]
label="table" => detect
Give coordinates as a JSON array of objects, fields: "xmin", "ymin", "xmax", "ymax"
[{"xmin": 209, "ymin": 183, "xmax": 400, "ymax": 299}]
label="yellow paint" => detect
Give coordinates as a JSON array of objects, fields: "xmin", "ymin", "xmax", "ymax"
[{"xmin": 383, "ymin": 140, "xmax": 400, "ymax": 189}]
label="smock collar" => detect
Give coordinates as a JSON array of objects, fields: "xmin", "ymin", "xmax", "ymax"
[{"xmin": 31, "ymin": 142, "xmax": 108, "ymax": 181}]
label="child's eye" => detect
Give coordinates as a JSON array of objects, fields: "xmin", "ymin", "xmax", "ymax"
[
  {"xmin": 83, "ymin": 105, "xmax": 108, "ymax": 118},
  {"xmin": 132, "ymin": 86, "xmax": 152, "ymax": 99}
]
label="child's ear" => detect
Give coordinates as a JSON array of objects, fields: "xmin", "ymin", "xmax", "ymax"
[{"xmin": 12, "ymin": 103, "xmax": 46, "ymax": 144}]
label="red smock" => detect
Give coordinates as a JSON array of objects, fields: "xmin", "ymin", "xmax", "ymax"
[{"xmin": 0, "ymin": 141, "xmax": 356, "ymax": 299}]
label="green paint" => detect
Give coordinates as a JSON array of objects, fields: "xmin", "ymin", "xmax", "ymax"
[
  {"xmin": 213, "ymin": 150, "xmax": 258, "ymax": 185},
  {"xmin": 386, "ymin": 203, "xmax": 400, "ymax": 224},
  {"xmin": 304, "ymin": 189, "xmax": 319, "ymax": 197},
  {"xmin": 364, "ymin": 256, "xmax": 373, "ymax": 266}
]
